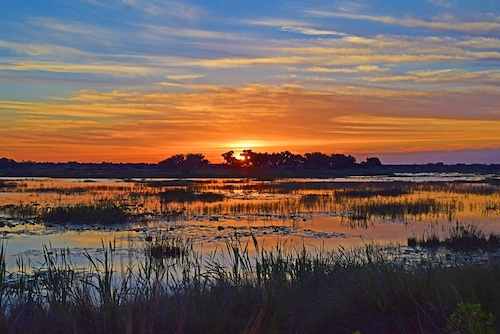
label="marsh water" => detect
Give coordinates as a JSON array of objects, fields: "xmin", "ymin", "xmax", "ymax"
[{"xmin": 1, "ymin": 173, "xmax": 499, "ymax": 268}]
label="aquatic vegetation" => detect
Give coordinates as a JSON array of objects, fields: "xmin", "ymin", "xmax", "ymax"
[
  {"xmin": 446, "ymin": 222, "xmax": 500, "ymax": 251},
  {"xmin": 333, "ymin": 184, "xmax": 412, "ymax": 199},
  {"xmin": 146, "ymin": 233, "xmax": 188, "ymax": 259},
  {"xmin": 158, "ymin": 188, "xmax": 225, "ymax": 203},
  {"xmin": 408, "ymin": 222, "xmax": 500, "ymax": 251},
  {"xmin": 0, "ymin": 180, "xmax": 15, "ymax": 190},
  {"xmin": 39, "ymin": 203, "xmax": 129, "ymax": 225},
  {"xmin": 0, "ymin": 203, "xmax": 40, "ymax": 218},
  {"xmin": 344, "ymin": 197, "xmax": 463, "ymax": 222}
]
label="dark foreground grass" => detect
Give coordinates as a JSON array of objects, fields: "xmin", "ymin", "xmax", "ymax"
[{"xmin": 0, "ymin": 237, "xmax": 498, "ymax": 334}]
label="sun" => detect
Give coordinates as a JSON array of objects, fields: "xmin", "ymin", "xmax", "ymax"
[{"xmin": 234, "ymin": 154, "xmax": 246, "ymax": 161}]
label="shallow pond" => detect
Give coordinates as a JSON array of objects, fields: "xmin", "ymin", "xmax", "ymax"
[{"xmin": 1, "ymin": 173, "xmax": 499, "ymax": 268}]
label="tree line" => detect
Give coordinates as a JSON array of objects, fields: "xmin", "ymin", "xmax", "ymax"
[{"xmin": 158, "ymin": 150, "xmax": 382, "ymax": 170}]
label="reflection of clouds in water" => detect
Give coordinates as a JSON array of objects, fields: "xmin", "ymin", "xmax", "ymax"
[{"xmin": 1, "ymin": 176, "xmax": 499, "ymax": 269}]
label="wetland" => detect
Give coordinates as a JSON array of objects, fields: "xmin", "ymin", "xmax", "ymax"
[{"xmin": 0, "ymin": 172, "xmax": 499, "ymax": 332}]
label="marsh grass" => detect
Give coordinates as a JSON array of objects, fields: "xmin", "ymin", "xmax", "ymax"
[
  {"xmin": 0, "ymin": 180, "xmax": 16, "ymax": 190},
  {"xmin": 0, "ymin": 235, "xmax": 498, "ymax": 333},
  {"xmin": 159, "ymin": 188, "xmax": 225, "ymax": 203},
  {"xmin": 1, "ymin": 178, "xmax": 497, "ymax": 226},
  {"xmin": 409, "ymin": 221, "xmax": 500, "ymax": 251},
  {"xmin": 40, "ymin": 202, "xmax": 129, "ymax": 225},
  {"xmin": 0, "ymin": 203, "xmax": 40, "ymax": 218},
  {"xmin": 345, "ymin": 197, "xmax": 463, "ymax": 222}
]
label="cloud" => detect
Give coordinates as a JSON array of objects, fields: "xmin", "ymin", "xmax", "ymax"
[
  {"xmin": 28, "ymin": 17, "xmax": 109, "ymax": 36},
  {"xmin": 364, "ymin": 69, "xmax": 500, "ymax": 85},
  {"xmin": 0, "ymin": 40, "xmax": 88, "ymax": 56},
  {"xmin": 305, "ymin": 65, "xmax": 389, "ymax": 74},
  {"xmin": 426, "ymin": 0, "xmax": 453, "ymax": 8},
  {"xmin": 2, "ymin": 82, "xmax": 499, "ymax": 162},
  {"xmin": 138, "ymin": 24, "xmax": 243, "ymax": 40},
  {"xmin": 26, "ymin": 16, "xmax": 118, "ymax": 46},
  {"xmin": 307, "ymin": 11, "xmax": 500, "ymax": 33},
  {"xmin": 191, "ymin": 56, "xmax": 310, "ymax": 68},
  {"xmin": 280, "ymin": 26, "xmax": 347, "ymax": 36},
  {"xmin": 456, "ymin": 37, "xmax": 500, "ymax": 49},
  {"xmin": 121, "ymin": 0, "xmax": 204, "ymax": 20},
  {"xmin": 241, "ymin": 18, "xmax": 313, "ymax": 28},
  {"xmin": 166, "ymin": 73, "xmax": 206, "ymax": 80},
  {"xmin": 0, "ymin": 60, "xmax": 151, "ymax": 76}
]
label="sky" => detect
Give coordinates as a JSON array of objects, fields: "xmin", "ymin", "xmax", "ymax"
[{"xmin": 1, "ymin": 0, "xmax": 499, "ymax": 164}]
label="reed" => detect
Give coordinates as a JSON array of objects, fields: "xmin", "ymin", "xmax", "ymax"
[
  {"xmin": 409, "ymin": 221, "xmax": 500, "ymax": 251},
  {"xmin": 0, "ymin": 236, "xmax": 498, "ymax": 333},
  {"xmin": 345, "ymin": 197, "xmax": 464, "ymax": 222}
]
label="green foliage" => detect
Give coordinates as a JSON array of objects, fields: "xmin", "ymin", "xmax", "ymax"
[{"xmin": 445, "ymin": 302, "xmax": 496, "ymax": 334}]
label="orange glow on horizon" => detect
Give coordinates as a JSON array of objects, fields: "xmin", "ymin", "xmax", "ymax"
[{"xmin": 1, "ymin": 84, "xmax": 499, "ymax": 164}]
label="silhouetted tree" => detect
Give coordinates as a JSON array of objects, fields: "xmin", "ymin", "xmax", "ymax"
[
  {"xmin": 330, "ymin": 154, "xmax": 356, "ymax": 169},
  {"xmin": 239, "ymin": 149, "xmax": 255, "ymax": 167},
  {"xmin": 184, "ymin": 153, "xmax": 209, "ymax": 168},
  {"xmin": 158, "ymin": 154, "xmax": 185, "ymax": 169},
  {"xmin": 221, "ymin": 151, "xmax": 239, "ymax": 166},
  {"xmin": 0, "ymin": 158, "xmax": 16, "ymax": 169},
  {"xmin": 304, "ymin": 152, "xmax": 330, "ymax": 169},
  {"xmin": 361, "ymin": 157, "xmax": 382, "ymax": 168}
]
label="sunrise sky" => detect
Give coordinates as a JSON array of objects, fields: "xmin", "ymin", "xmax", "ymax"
[{"xmin": 1, "ymin": 0, "xmax": 499, "ymax": 164}]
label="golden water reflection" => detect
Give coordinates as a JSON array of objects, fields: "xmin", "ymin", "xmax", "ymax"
[{"xmin": 0, "ymin": 175, "xmax": 499, "ymax": 265}]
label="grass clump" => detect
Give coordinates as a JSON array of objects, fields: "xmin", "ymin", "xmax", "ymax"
[
  {"xmin": 40, "ymin": 203, "xmax": 129, "ymax": 225},
  {"xmin": 408, "ymin": 221, "xmax": 500, "ymax": 251},
  {"xmin": 159, "ymin": 188, "xmax": 225, "ymax": 203},
  {"xmin": 345, "ymin": 198, "xmax": 459, "ymax": 222},
  {"xmin": 145, "ymin": 234, "xmax": 188, "ymax": 259}
]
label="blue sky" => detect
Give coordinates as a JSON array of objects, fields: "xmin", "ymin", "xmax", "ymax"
[{"xmin": 1, "ymin": 0, "xmax": 499, "ymax": 163}]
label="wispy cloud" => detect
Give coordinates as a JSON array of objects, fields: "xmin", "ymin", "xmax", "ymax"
[
  {"xmin": 303, "ymin": 65, "xmax": 389, "ymax": 74},
  {"xmin": 2, "ymin": 0, "xmax": 499, "ymax": 163},
  {"xmin": 166, "ymin": 73, "xmax": 206, "ymax": 80},
  {"xmin": 2, "ymin": 84, "xmax": 498, "ymax": 162},
  {"xmin": 280, "ymin": 26, "xmax": 347, "ymax": 36},
  {"xmin": 0, "ymin": 60, "xmax": 151, "ymax": 76},
  {"xmin": 139, "ymin": 24, "xmax": 244, "ymax": 40},
  {"xmin": 191, "ymin": 56, "xmax": 310, "ymax": 68},
  {"xmin": 456, "ymin": 37, "xmax": 500, "ymax": 49},
  {"xmin": 426, "ymin": 0, "xmax": 453, "ymax": 8},
  {"xmin": 364, "ymin": 69, "xmax": 500, "ymax": 85},
  {"xmin": 28, "ymin": 17, "xmax": 108, "ymax": 36},
  {"xmin": 0, "ymin": 40, "xmax": 88, "ymax": 56},
  {"xmin": 121, "ymin": 0, "xmax": 204, "ymax": 20},
  {"xmin": 307, "ymin": 11, "xmax": 500, "ymax": 33}
]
